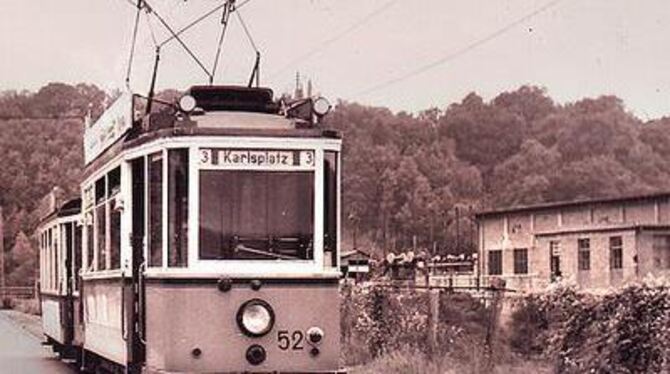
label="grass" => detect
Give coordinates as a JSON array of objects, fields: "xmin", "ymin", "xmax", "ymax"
[{"xmin": 348, "ymin": 347, "xmax": 552, "ymax": 374}]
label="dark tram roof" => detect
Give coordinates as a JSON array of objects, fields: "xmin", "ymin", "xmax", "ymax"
[
  {"xmin": 188, "ymin": 85, "xmax": 279, "ymax": 114},
  {"xmin": 58, "ymin": 198, "xmax": 82, "ymax": 217},
  {"xmin": 38, "ymin": 197, "xmax": 81, "ymax": 227}
]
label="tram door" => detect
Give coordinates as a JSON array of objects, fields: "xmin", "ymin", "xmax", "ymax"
[{"xmin": 129, "ymin": 158, "xmax": 146, "ymax": 371}]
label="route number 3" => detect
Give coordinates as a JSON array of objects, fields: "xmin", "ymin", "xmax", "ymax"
[{"xmin": 277, "ymin": 330, "xmax": 304, "ymax": 351}]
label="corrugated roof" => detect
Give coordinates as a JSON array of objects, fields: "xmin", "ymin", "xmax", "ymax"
[{"xmin": 476, "ymin": 191, "xmax": 670, "ymax": 218}]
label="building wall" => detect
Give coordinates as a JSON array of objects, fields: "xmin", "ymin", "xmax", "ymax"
[
  {"xmin": 479, "ymin": 195, "xmax": 670, "ymax": 292},
  {"xmin": 636, "ymin": 229, "xmax": 670, "ymax": 279},
  {"xmin": 534, "ymin": 229, "xmax": 636, "ymax": 289}
]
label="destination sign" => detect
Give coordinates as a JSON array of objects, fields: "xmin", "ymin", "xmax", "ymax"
[
  {"xmin": 199, "ymin": 148, "xmax": 315, "ymax": 170},
  {"xmin": 84, "ymin": 91, "xmax": 133, "ymax": 164}
]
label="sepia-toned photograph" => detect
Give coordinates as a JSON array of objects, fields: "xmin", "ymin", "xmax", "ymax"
[{"xmin": 1, "ymin": 1, "xmax": 669, "ymax": 373}]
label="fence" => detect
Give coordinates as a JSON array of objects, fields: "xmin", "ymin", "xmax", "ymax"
[
  {"xmin": 340, "ymin": 282, "xmax": 508, "ymax": 370},
  {"xmin": 0, "ymin": 286, "xmax": 36, "ymax": 299}
]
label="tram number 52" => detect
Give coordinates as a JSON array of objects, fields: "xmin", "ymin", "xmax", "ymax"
[{"xmin": 277, "ymin": 330, "xmax": 304, "ymax": 351}]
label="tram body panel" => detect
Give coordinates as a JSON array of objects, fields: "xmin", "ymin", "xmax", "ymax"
[
  {"xmin": 144, "ymin": 280, "xmax": 340, "ymax": 373},
  {"xmin": 82, "ymin": 279, "xmax": 129, "ymax": 365},
  {"xmin": 41, "ymin": 294, "xmax": 66, "ymax": 344},
  {"xmin": 72, "ymin": 295, "xmax": 85, "ymax": 347}
]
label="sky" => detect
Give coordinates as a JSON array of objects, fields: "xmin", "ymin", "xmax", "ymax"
[{"xmin": 1, "ymin": 0, "xmax": 670, "ymax": 119}]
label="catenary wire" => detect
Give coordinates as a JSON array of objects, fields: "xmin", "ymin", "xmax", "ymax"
[
  {"xmin": 142, "ymin": 0, "xmax": 213, "ymax": 79},
  {"xmin": 235, "ymin": 9, "xmax": 259, "ymax": 53},
  {"xmin": 266, "ymin": 0, "xmax": 399, "ymax": 79},
  {"xmin": 158, "ymin": 0, "xmax": 254, "ymax": 47},
  {"xmin": 353, "ymin": 0, "xmax": 565, "ymax": 98}
]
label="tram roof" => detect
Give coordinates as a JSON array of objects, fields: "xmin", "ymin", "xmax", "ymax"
[
  {"xmin": 83, "ymin": 85, "xmax": 341, "ymax": 177},
  {"xmin": 37, "ymin": 197, "xmax": 81, "ymax": 227}
]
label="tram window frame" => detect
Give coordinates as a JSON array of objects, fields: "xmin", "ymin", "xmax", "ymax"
[
  {"xmin": 148, "ymin": 152, "xmax": 163, "ymax": 268},
  {"xmin": 108, "ymin": 167, "xmax": 121, "ymax": 270},
  {"xmin": 85, "ymin": 212, "xmax": 94, "ymax": 273},
  {"xmin": 84, "ymin": 165, "xmax": 123, "ymax": 274},
  {"xmin": 199, "ymin": 170, "xmax": 315, "ymax": 261},
  {"xmin": 168, "ymin": 149, "xmax": 189, "ymax": 267},
  {"xmin": 96, "ymin": 195, "xmax": 108, "ymax": 271},
  {"xmin": 74, "ymin": 223, "xmax": 82, "ymax": 290},
  {"xmin": 323, "ymin": 151, "xmax": 338, "ymax": 269}
]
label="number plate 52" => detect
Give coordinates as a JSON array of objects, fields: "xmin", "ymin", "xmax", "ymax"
[{"xmin": 277, "ymin": 330, "xmax": 304, "ymax": 351}]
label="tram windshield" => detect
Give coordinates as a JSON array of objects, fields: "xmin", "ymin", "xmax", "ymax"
[{"xmin": 199, "ymin": 170, "xmax": 314, "ymax": 260}]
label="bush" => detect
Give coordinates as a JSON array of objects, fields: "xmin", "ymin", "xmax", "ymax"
[
  {"xmin": 508, "ymin": 282, "xmax": 670, "ymax": 373},
  {"xmin": 1, "ymin": 297, "xmax": 14, "ymax": 310},
  {"xmin": 13, "ymin": 298, "xmax": 39, "ymax": 315},
  {"xmin": 341, "ymin": 283, "xmax": 495, "ymax": 368}
]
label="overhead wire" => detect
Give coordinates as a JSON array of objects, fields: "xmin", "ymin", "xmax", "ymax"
[
  {"xmin": 266, "ymin": 0, "xmax": 399, "ymax": 80},
  {"xmin": 142, "ymin": 0, "xmax": 213, "ymax": 80},
  {"xmin": 158, "ymin": 0, "xmax": 254, "ymax": 47},
  {"xmin": 235, "ymin": 9, "xmax": 262, "ymax": 87},
  {"xmin": 119, "ymin": 0, "xmax": 257, "ymax": 86},
  {"xmin": 236, "ymin": 10, "xmax": 259, "ymax": 53},
  {"xmin": 353, "ymin": 0, "xmax": 566, "ymax": 98}
]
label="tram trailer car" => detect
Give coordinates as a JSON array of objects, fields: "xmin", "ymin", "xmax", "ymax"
[
  {"xmin": 71, "ymin": 85, "xmax": 344, "ymax": 373},
  {"xmin": 37, "ymin": 197, "xmax": 83, "ymax": 360}
]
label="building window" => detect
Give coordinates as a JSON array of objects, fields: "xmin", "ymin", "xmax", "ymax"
[
  {"xmin": 652, "ymin": 235, "xmax": 670, "ymax": 269},
  {"xmin": 550, "ymin": 241, "xmax": 562, "ymax": 280},
  {"xmin": 610, "ymin": 236, "xmax": 623, "ymax": 270},
  {"xmin": 513, "ymin": 248, "xmax": 528, "ymax": 274},
  {"xmin": 488, "ymin": 250, "xmax": 502, "ymax": 275},
  {"xmin": 578, "ymin": 238, "xmax": 590, "ymax": 271}
]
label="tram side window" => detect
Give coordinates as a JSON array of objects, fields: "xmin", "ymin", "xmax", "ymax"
[
  {"xmin": 74, "ymin": 224, "xmax": 82, "ymax": 290},
  {"xmin": 168, "ymin": 149, "xmax": 188, "ymax": 267},
  {"xmin": 40, "ymin": 232, "xmax": 44, "ymax": 290},
  {"xmin": 95, "ymin": 176, "xmax": 107, "ymax": 271},
  {"xmin": 148, "ymin": 153, "xmax": 163, "ymax": 267},
  {"xmin": 324, "ymin": 151, "xmax": 338, "ymax": 268},
  {"xmin": 108, "ymin": 167, "xmax": 121, "ymax": 270},
  {"xmin": 85, "ymin": 212, "xmax": 94, "ymax": 272},
  {"xmin": 64, "ymin": 223, "xmax": 73, "ymax": 291},
  {"xmin": 53, "ymin": 228, "xmax": 59, "ymax": 293}
]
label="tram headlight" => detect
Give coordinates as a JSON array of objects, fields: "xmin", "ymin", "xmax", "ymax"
[
  {"xmin": 178, "ymin": 94, "xmax": 197, "ymax": 112},
  {"xmin": 312, "ymin": 97, "xmax": 331, "ymax": 117},
  {"xmin": 237, "ymin": 299, "xmax": 275, "ymax": 337}
]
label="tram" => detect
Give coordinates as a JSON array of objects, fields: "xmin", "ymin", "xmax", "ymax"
[
  {"xmin": 39, "ymin": 85, "xmax": 344, "ymax": 373},
  {"xmin": 37, "ymin": 195, "xmax": 82, "ymax": 359}
]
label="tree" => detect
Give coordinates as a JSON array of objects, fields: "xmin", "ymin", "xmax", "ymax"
[{"xmin": 7, "ymin": 231, "xmax": 35, "ymax": 286}]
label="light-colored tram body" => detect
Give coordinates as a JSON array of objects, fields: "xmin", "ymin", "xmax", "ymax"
[
  {"xmin": 37, "ymin": 197, "xmax": 83, "ymax": 357},
  {"xmin": 74, "ymin": 86, "xmax": 344, "ymax": 373}
]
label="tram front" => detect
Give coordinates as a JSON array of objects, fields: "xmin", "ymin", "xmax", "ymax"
[{"xmin": 135, "ymin": 86, "xmax": 343, "ymax": 373}]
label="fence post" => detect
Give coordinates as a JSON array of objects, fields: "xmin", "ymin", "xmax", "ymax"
[
  {"xmin": 484, "ymin": 281, "xmax": 504, "ymax": 371},
  {"xmin": 370, "ymin": 286, "xmax": 385, "ymax": 358},
  {"xmin": 427, "ymin": 289, "xmax": 440, "ymax": 353}
]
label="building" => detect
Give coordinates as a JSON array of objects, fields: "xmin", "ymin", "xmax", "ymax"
[
  {"xmin": 476, "ymin": 192, "xmax": 670, "ymax": 292},
  {"xmin": 340, "ymin": 249, "xmax": 371, "ymax": 281}
]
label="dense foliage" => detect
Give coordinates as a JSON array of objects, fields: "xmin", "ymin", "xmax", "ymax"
[
  {"xmin": 509, "ymin": 283, "xmax": 670, "ymax": 373},
  {"xmin": 325, "ymin": 87, "xmax": 670, "ymax": 256}
]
